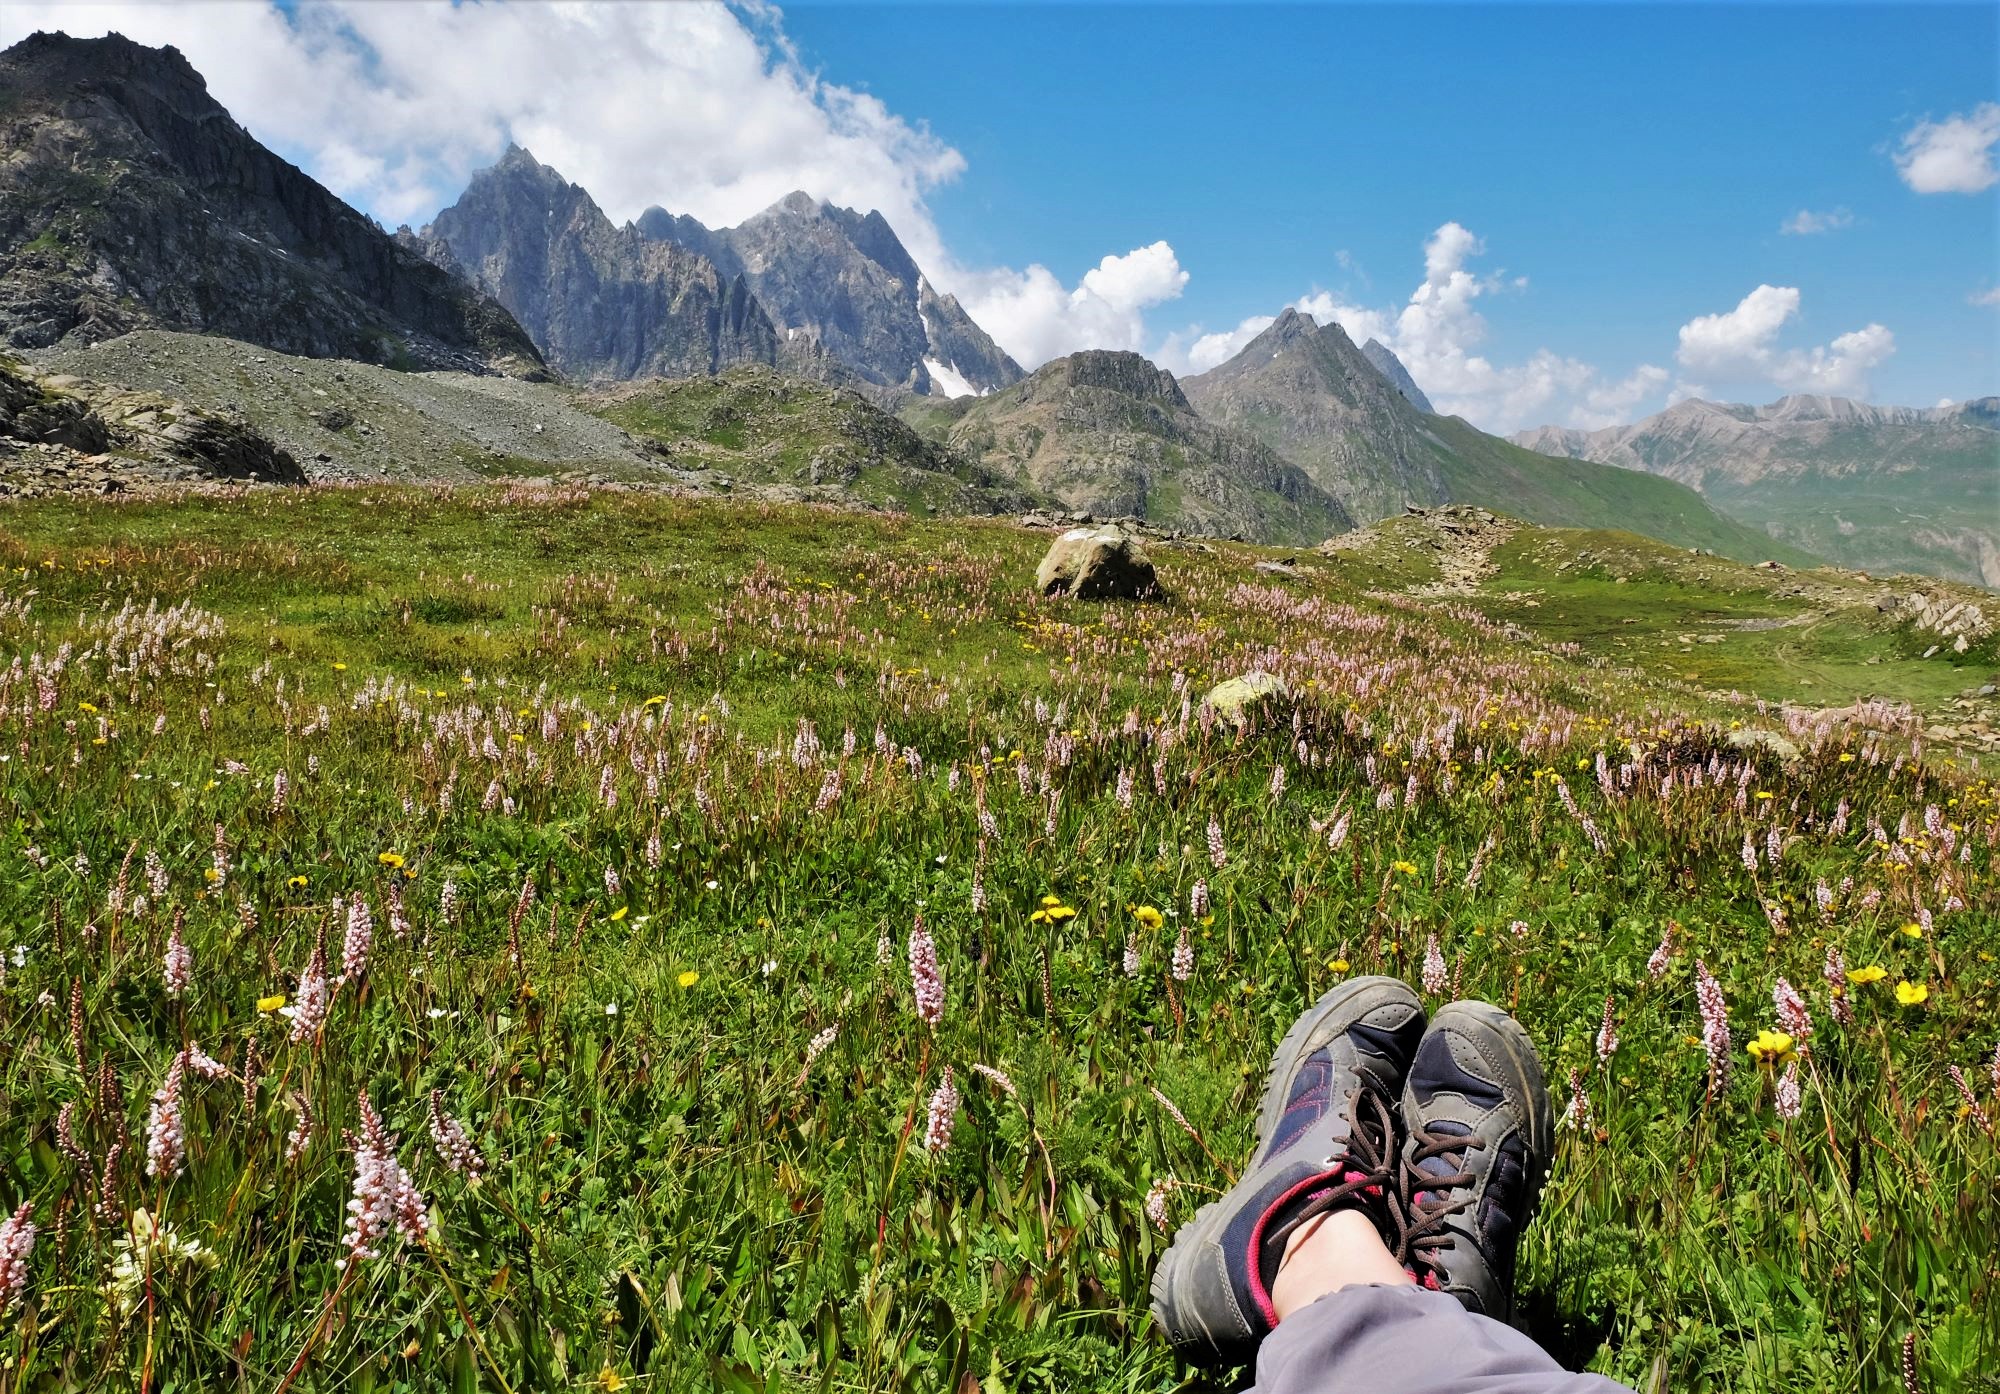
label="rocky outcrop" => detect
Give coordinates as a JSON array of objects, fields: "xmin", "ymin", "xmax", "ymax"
[
  {"xmin": 1035, "ymin": 526, "xmax": 1159, "ymax": 599},
  {"xmin": 0, "ymin": 352, "xmax": 303, "ymax": 493},
  {"xmin": 0, "ymin": 32, "xmax": 543, "ymax": 375},
  {"xmin": 580, "ymin": 365, "xmax": 1040, "ymax": 515},
  {"xmin": 949, "ymin": 349, "xmax": 1354, "ymax": 545},
  {"xmin": 408, "ymin": 147, "xmax": 776, "ymax": 382}
]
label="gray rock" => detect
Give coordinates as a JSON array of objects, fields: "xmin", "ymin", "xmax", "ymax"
[
  {"xmin": 1725, "ymin": 727, "xmax": 1800, "ymax": 762},
  {"xmin": 1035, "ymin": 526, "xmax": 1158, "ymax": 600},
  {"xmin": 1203, "ymin": 671, "xmax": 1289, "ymax": 730}
]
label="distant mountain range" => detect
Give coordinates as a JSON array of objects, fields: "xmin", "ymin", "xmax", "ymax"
[
  {"xmin": 4, "ymin": 29, "xmax": 1981, "ymax": 579},
  {"xmin": 1516, "ymin": 395, "xmax": 2000, "ymax": 585},
  {"xmin": 407, "ymin": 147, "xmax": 1021, "ymax": 397},
  {"xmin": 0, "ymin": 32, "xmax": 543, "ymax": 375}
]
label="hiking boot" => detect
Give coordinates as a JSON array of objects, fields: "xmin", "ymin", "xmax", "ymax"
[
  {"xmin": 1150, "ymin": 976, "xmax": 1425, "ymax": 1367},
  {"xmin": 1393, "ymin": 1000, "xmax": 1554, "ymax": 1323}
]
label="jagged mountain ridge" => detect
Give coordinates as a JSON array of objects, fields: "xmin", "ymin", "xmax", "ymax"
[
  {"xmin": 1360, "ymin": 338, "xmax": 1434, "ymax": 413},
  {"xmin": 0, "ymin": 32, "xmax": 543, "ymax": 374},
  {"xmin": 1514, "ymin": 394, "xmax": 2000, "ymax": 585},
  {"xmin": 945, "ymin": 349, "xmax": 1354, "ymax": 544},
  {"xmin": 414, "ymin": 146, "xmax": 1020, "ymax": 395},
  {"xmin": 403, "ymin": 147, "xmax": 775, "ymax": 382},
  {"xmin": 636, "ymin": 191, "xmax": 1021, "ymax": 396}
]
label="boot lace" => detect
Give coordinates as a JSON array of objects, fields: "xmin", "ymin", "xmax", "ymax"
[
  {"xmin": 1394, "ymin": 1121, "xmax": 1486, "ymax": 1271},
  {"xmin": 1262, "ymin": 1081, "xmax": 1399, "ymax": 1255}
]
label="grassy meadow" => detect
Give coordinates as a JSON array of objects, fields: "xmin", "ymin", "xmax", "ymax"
[{"xmin": 0, "ymin": 485, "xmax": 1992, "ymax": 1393}]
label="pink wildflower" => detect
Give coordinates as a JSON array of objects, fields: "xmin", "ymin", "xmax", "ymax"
[
  {"xmin": 427, "ymin": 1090, "xmax": 484, "ymax": 1180},
  {"xmin": 162, "ymin": 912, "xmax": 191, "ymax": 999},
  {"xmin": 0, "ymin": 1204, "xmax": 35, "ymax": 1314},
  {"xmin": 1694, "ymin": 959, "xmax": 1732, "ymax": 1096},
  {"xmin": 145, "ymin": 1054, "xmax": 187, "ymax": 1180},
  {"xmin": 908, "ymin": 916, "xmax": 944, "ymax": 1029},
  {"xmin": 1773, "ymin": 977, "xmax": 1812, "ymax": 1045},
  {"xmin": 1422, "ymin": 934, "xmax": 1447, "ymax": 996},
  {"xmin": 923, "ymin": 1067, "xmax": 959, "ymax": 1153},
  {"xmin": 1774, "ymin": 1061, "xmax": 1802, "ymax": 1121}
]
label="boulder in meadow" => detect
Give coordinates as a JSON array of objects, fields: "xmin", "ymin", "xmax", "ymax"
[
  {"xmin": 1035, "ymin": 526, "xmax": 1158, "ymax": 600},
  {"xmin": 1204, "ymin": 671, "xmax": 1288, "ymax": 730}
]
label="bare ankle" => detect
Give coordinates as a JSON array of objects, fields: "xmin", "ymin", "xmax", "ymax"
[{"xmin": 1270, "ymin": 1207, "xmax": 1413, "ymax": 1321}]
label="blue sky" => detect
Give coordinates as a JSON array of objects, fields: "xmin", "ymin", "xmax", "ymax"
[
  {"xmin": 776, "ymin": 2, "xmax": 1999, "ymax": 416},
  {"xmin": 7, "ymin": 1, "xmax": 1996, "ymax": 426}
]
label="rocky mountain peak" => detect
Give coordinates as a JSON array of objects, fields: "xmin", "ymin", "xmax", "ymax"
[
  {"xmin": 412, "ymin": 145, "xmax": 775, "ymax": 381},
  {"xmin": 632, "ymin": 186, "xmax": 1019, "ymax": 395},
  {"xmin": 1035, "ymin": 349, "xmax": 1189, "ymax": 408},
  {"xmin": 0, "ymin": 31, "xmax": 543, "ymax": 372}
]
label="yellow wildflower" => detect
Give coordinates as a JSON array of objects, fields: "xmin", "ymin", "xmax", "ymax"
[
  {"xmin": 256, "ymin": 994, "xmax": 286, "ymax": 1014},
  {"xmin": 1391, "ymin": 860, "xmax": 1419, "ymax": 876},
  {"xmin": 677, "ymin": 970, "xmax": 699, "ymax": 989},
  {"xmin": 78, "ymin": 701, "xmax": 98, "ymax": 714},
  {"xmin": 1899, "ymin": 922, "xmax": 1923, "ymax": 938},
  {"xmin": 287, "ymin": 874, "xmax": 309, "ymax": 889},
  {"xmin": 1846, "ymin": 964, "xmax": 1886, "ymax": 984},
  {"xmin": 1328, "ymin": 958, "xmax": 1350, "ymax": 973},
  {"xmin": 1131, "ymin": 905, "xmax": 1164, "ymax": 930},
  {"xmin": 377, "ymin": 851, "xmax": 405, "ymax": 869},
  {"xmin": 1745, "ymin": 1029, "xmax": 1794, "ymax": 1065},
  {"xmin": 609, "ymin": 906, "xmax": 629, "ymax": 922},
  {"xmin": 1894, "ymin": 981, "xmax": 1929, "ymax": 1006},
  {"xmin": 332, "ymin": 662, "xmax": 347, "ymax": 671}
]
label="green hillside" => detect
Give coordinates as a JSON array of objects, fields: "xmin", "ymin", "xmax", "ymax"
[{"xmin": 1424, "ymin": 416, "xmax": 1820, "ymax": 566}]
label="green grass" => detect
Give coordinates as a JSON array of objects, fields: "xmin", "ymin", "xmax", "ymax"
[
  {"xmin": 1425, "ymin": 418, "xmax": 1821, "ymax": 567},
  {"xmin": 0, "ymin": 487, "xmax": 1992, "ymax": 1393}
]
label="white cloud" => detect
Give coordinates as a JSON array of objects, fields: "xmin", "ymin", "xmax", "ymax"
[
  {"xmin": 1971, "ymin": 287, "xmax": 2000, "ymax": 308},
  {"xmin": 1156, "ymin": 314, "xmax": 1273, "ymax": 376},
  {"xmin": 1675, "ymin": 285, "xmax": 1894, "ymax": 395},
  {"xmin": 951, "ymin": 241, "xmax": 1189, "ymax": 370},
  {"xmin": 1570, "ymin": 364, "xmax": 1673, "ymax": 430},
  {"xmin": 1780, "ymin": 207, "xmax": 1853, "ymax": 235},
  {"xmin": 1157, "ymin": 225, "xmax": 1674, "ymax": 431},
  {"xmin": 1, "ymin": 2, "xmax": 968, "ymax": 246},
  {"xmin": 1894, "ymin": 102, "xmax": 2000, "ymax": 194},
  {"xmin": 0, "ymin": 1, "xmax": 1201, "ymax": 372}
]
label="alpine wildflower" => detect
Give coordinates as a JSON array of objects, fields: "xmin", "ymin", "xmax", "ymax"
[
  {"xmin": 1774, "ymin": 1061, "xmax": 1803, "ymax": 1121},
  {"xmin": 0, "ymin": 1204, "xmax": 35, "ymax": 1315},
  {"xmin": 162, "ymin": 910, "xmax": 192, "ymax": 999},
  {"xmin": 908, "ymin": 915, "xmax": 945, "ymax": 1030},
  {"xmin": 427, "ymin": 1090, "xmax": 484, "ymax": 1181},
  {"xmin": 1422, "ymin": 933, "xmax": 1447, "ymax": 995},
  {"xmin": 923, "ymin": 1067, "xmax": 959, "ymax": 1154},
  {"xmin": 145, "ymin": 1054, "xmax": 187, "ymax": 1181},
  {"xmin": 1595, "ymin": 995, "xmax": 1618, "ymax": 1065},
  {"xmin": 1694, "ymin": 958, "xmax": 1732, "ymax": 1095}
]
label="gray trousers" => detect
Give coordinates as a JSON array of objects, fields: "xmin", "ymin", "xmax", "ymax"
[{"xmin": 1253, "ymin": 1286, "xmax": 1631, "ymax": 1394}]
